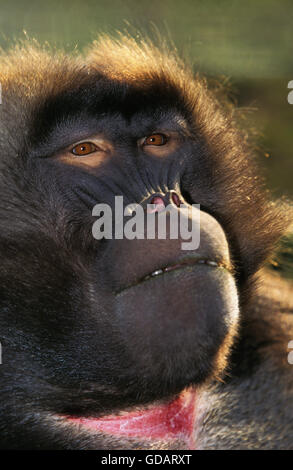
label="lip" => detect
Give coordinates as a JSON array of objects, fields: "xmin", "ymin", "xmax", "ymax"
[
  {"xmin": 143, "ymin": 257, "xmax": 226, "ymax": 281},
  {"xmin": 63, "ymin": 388, "xmax": 197, "ymax": 449}
]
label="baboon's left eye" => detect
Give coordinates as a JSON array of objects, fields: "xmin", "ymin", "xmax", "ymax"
[
  {"xmin": 71, "ymin": 142, "xmax": 97, "ymax": 156},
  {"xmin": 144, "ymin": 134, "xmax": 167, "ymax": 146}
]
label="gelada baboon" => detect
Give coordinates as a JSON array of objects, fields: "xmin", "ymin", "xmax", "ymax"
[{"xmin": 0, "ymin": 35, "xmax": 292, "ymax": 449}]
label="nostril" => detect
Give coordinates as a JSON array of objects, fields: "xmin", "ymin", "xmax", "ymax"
[
  {"xmin": 146, "ymin": 192, "xmax": 183, "ymax": 213},
  {"xmin": 147, "ymin": 196, "xmax": 166, "ymax": 213},
  {"xmin": 170, "ymin": 191, "xmax": 181, "ymax": 207}
]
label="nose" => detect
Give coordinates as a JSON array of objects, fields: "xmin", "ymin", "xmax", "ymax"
[{"xmin": 146, "ymin": 191, "xmax": 182, "ymax": 213}]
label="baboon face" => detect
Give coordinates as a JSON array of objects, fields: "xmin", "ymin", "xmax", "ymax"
[{"xmin": 0, "ymin": 37, "xmax": 288, "ymax": 449}]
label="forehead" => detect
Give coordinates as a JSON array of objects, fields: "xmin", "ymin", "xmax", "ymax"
[
  {"xmin": 37, "ymin": 72, "xmax": 189, "ymax": 117},
  {"xmin": 29, "ymin": 74, "xmax": 191, "ymax": 149}
]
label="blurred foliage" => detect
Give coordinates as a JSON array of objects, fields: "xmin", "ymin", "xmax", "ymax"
[
  {"xmin": 0, "ymin": 0, "xmax": 292, "ymax": 78},
  {"xmin": 269, "ymin": 232, "xmax": 293, "ymax": 280}
]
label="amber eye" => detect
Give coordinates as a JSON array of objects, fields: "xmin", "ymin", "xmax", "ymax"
[
  {"xmin": 71, "ymin": 142, "xmax": 97, "ymax": 156},
  {"xmin": 144, "ymin": 134, "xmax": 167, "ymax": 146}
]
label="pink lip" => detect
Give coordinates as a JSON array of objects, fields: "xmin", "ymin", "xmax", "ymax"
[{"xmin": 66, "ymin": 389, "xmax": 197, "ymax": 448}]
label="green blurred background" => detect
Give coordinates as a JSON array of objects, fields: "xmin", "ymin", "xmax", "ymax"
[{"xmin": 0, "ymin": 0, "xmax": 292, "ymax": 275}]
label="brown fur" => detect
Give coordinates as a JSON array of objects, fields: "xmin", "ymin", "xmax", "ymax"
[{"xmin": 0, "ymin": 35, "xmax": 292, "ymax": 449}]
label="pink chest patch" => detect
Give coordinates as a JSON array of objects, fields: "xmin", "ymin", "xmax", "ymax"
[{"xmin": 67, "ymin": 389, "xmax": 197, "ymax": 448}]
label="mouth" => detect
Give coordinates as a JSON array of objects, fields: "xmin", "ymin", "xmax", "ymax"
[
  {"xmin": 143, "ymin": 257, "xmax": 227, "ymax": 281},
  {"xmin": 117, "ymin": 256, "xmax": 231, "ymax": 294},
  {"xmin": 63, "ymin": 388, "xmax": 197, "ymax": 449}
]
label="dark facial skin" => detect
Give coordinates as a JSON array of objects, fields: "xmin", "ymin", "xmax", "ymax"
[{"xmin": 0, "ymin": 38, "xmax": 292, "ymax": 449}]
